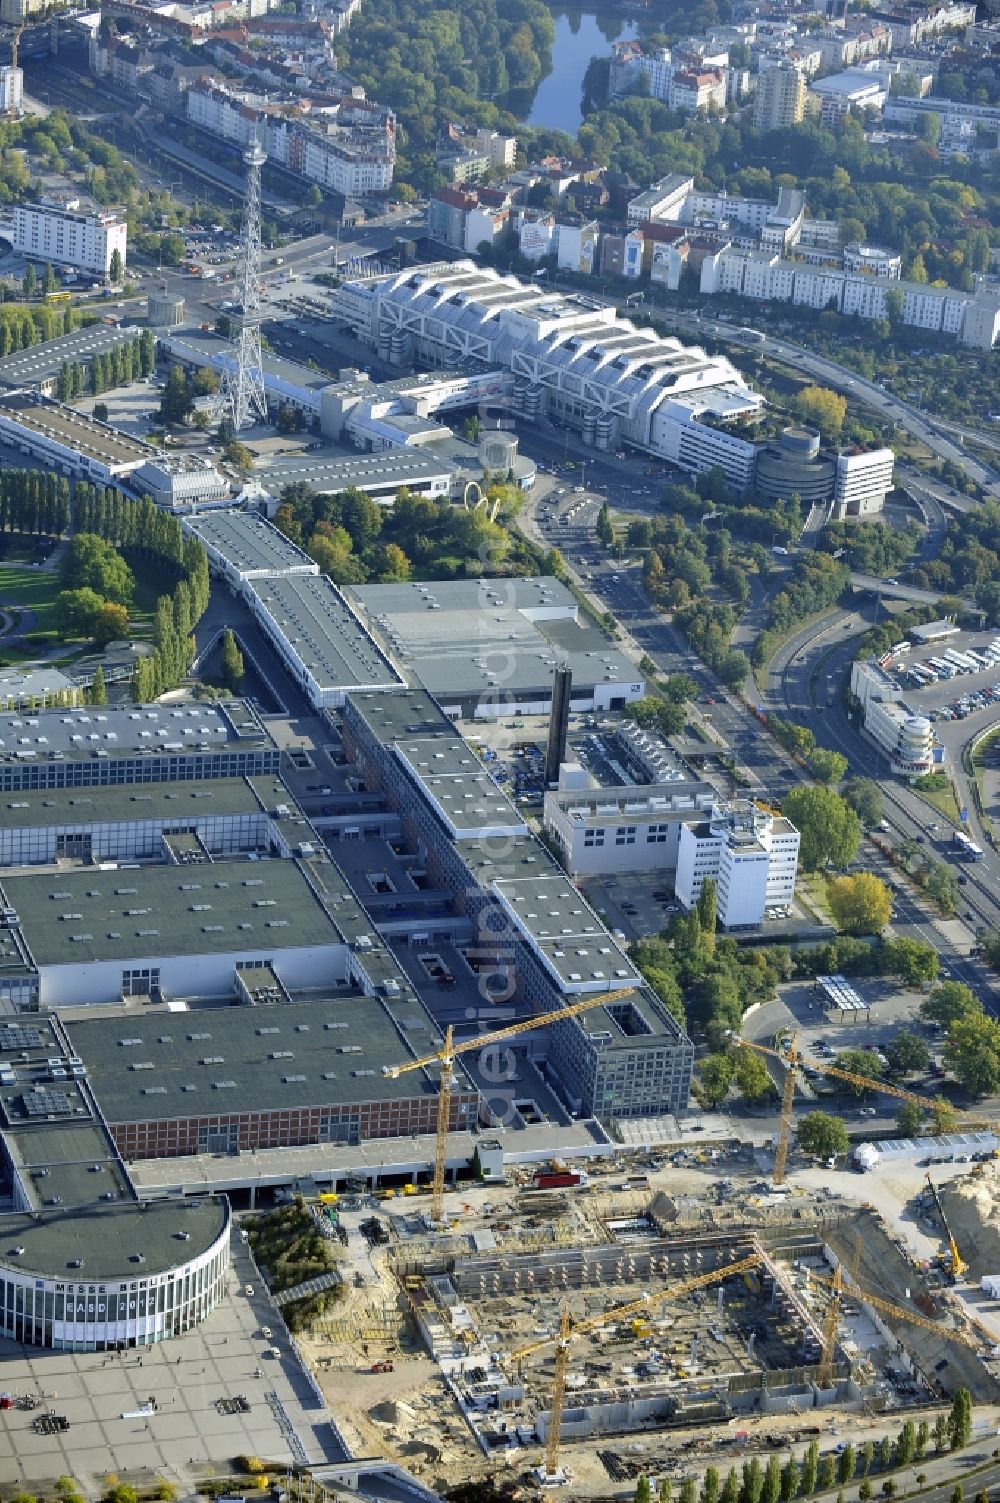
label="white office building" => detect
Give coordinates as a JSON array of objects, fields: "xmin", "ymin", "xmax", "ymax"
[
  {"xmin": 334, "ymin": 261, "xmax": 764, "ymax": 491},
  {"xmin": 833, "ymin": 448, "xmax": 895, "ymax": 518},
  {"xmin": 850, "ymin": 661, "xmax": 937, "ymax": 777},
  {"xmin": 674, "ymin": 801, "xmax": 800, "ymax": 929},
  {"xmin": 544, "ymin": 782, "xmax": 717, "ymax": 877},
  {"xmin": 14, "ymin": 201, "xmax": 127, "ymax": 277},
  {"xmin": 0, "ymin": 65, "xmax": 22, "ymax": 115}
]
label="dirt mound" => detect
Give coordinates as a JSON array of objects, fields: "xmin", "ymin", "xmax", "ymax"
[{"xmin": 940, "ymin": 1167, "xmax": 1000, "ymax": 1277}]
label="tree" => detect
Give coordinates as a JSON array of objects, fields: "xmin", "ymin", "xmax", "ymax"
[
  {"xmin": 895, "ymin": 1422, "xmax": 916, "ymax": 1467},
  {"xmin": 780, "ymin": 1459, "xmax": 799, "ymax": 1503},
  {"xmin": 933, "ymin": 1414, "xmax": 949, "ymax": 1454},
  {"xmin": 661, "ymin": 1482, "xmax": 673, "ymax": 1503},
  {"xmin": 795, "ymin": 385, "xmax": 847, "ymax": 440},
  {"xmin": 836, "ymin": 1445, "xmax": 855, "ymax": 1486},
  {"xmin": 797, "ymin": 1112, "xmax": 850, "ymax": 1160},
  {"xmin": 93, "ymin": 402, "xmax": 109, "ymax": 423},
  {"xmin": 878, "ymin": 1438, "xmax": 892, "ymax": 1471},
  {"xmin": 743, "ymin": 1456, "xmax": 764, "ymax": 1503},
  {"xmin": 192, "ymin": 366, "xmax": 219, "ymax": 397},
  {"xmin": 722, "ymin": 1471, "xmax": 739, "ymax": 1503},
  {"xmin": 682, "ymin": 1481, "xmax": 698, "ymax": 1503},
  {"xmin": 925, "ymin": 861, "xmax": 960, "ymax": 915},
  {"xmin": 702, "ymin": 1466, "xmax": 721, "ymax": 1503},
  {"xmin": 885, "ymin": 1028, "xmax": 930, "ymax": 1076},
  {"xmin": 636, "ymin": 1478, "xmax": 652, "ymax": 1503},
  {"xmin": 835, "ymin": 1049, "xmax": 885, "ymax": 1095},
  {"xmin": 881, "ymin": 937, "xmax": 939, "ymax": 989},
  {"xmin": 896, "ymin": 1101, "xmax": 924, "ymax": 1137},
  {"xmin": 276, "ymin": 404, "xmax": 305, "ymax": 434},
  {"xmin": 842, "ymin": 781, "xmax": 884, "ymax": 829},
  {"xmin": 801, "ymin": 1441, "xmax": 819, "ymax": 1496},
  {"xmin": 698, "ymin": 1053, "xmax": 734, "ymax": 1107},
  {"xmin": 827, "ymin": 873, "xmax": 892, "ymax": 934},
  {"xmin": 818, "ymin": 1456, "xmax": 837, "ymax": 1492},
  {"xmin": 22, "ymin": 262, "xmax": 36, "ymax": 299},
  {"xmin": 782, "ymin": 786, "xmax": 861, "ymax": 871},
  {"xmin": 929, "ymin": 1096, "xmax": 957, "ymax": 1135},
  {"xmin": 159, "ymin": 366, "xmax": 195, "ymax": 425},
  {"xmin": 62, "ymin": 533, "xmax": 134, "ymax": 604},
  {"xmin": 88, "ymin": 665, "xmax": 107, "ymax": 706},
  {"xmin": 734, "ymin": 1049, "xmax": 775, "ymax": 1103},
  {"xmin": 220, "ymin": 628, "xmax": 244, "ymax": 691},
  {"xmin": 223, "ymin": 440, "xmax": 255, "ymax": 475},
  {"xmin": 921, "ymin": 981, "xmax": 982, "ymax": 1029},
  {"xmin": 809, "ymin": 747, "xmax": 848, "ymax": 785},
  {"xmin": 945, "ymin": 1013, "xmax": 1000, "ymax": 1096},
  {"xmin": 110, "ymin": 247, "xmax": 123, "ymax": 283},
  {"xmin": 697, "ymin": 877, "xmax": 717, "ymax": 934},
  {"xmin": 860, "ymin": 1443, "xmax": 874, "ymax": 1477},
  {"xmin": 762, "ymin": 1456, "xmax": 782, "ymax": 1503},
  {"xmin": 596, "ymin": 501, "xmax": 614, "ymax": 547}
]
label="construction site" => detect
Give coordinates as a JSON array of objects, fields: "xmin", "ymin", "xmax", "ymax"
[{"xmin": 284, "ymin": 1143, "xmax": 1000, "ymax": 1497}]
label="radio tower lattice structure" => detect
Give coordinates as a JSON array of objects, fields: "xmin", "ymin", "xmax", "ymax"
[{"xmin": 219, "ymin": 134, "xmax": 268, "ymax": 431}]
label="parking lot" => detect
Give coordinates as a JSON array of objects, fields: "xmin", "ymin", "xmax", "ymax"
[{"xmin": 887, "ymin": 630, "xmax": 1000, "ymax": 721}]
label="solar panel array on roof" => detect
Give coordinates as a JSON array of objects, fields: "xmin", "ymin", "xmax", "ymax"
[
  {"xmin": 0, "ymin": 1025, "xmax": 42, "ymax": 1052},
  {"xmin": 21, "ymin": 1088, "xmax": 71, "ymax": 1116}
]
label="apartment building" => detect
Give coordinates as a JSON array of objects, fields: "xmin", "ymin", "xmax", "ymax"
[
  {"xmin": 752, "ymin": 62, "xmax": 806, "ymax": 130},
  {"xmin": 700, "ymin": 245, "xmax": 999, "ymax": 348},
  {"xmin": 14, "ymin": 201, "xmax": 127, "ymax": 276}
]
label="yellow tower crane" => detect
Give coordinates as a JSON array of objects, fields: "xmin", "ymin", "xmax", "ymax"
[
  {"xmin": 817, "ymin": 1263, "xmax": 843, "ymax": 1389},
  {"xmin": 738, "ymin": 1036, "xmax": 993, "ymax": 1188},
  {"xmin": 925, "ymin": 1172, "xmax": 968, "ymax": 1280},
  {"xmin": 384, "ymin": 986, "xmax": 636, "ymax": 1225},
  {"xmin": 510, "ymin": 1254, "xmax": 763, "ymax": 1484},
  {"xmin": 805, "ymin": 1265, "xmax": 988, "ymax": 1359}
]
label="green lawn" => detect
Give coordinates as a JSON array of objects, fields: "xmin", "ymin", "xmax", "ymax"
[{"xmin": 0, "ymin": 560, "xmax": 62, "ymax": 643}]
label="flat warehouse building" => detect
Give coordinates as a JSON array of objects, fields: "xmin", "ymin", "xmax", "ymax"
[
  {"xmin": 342, "ymin": 687, "xmax": 694, "ymax": 1119},
  {"xmin": 348, "ymin": 577, "xmax": 644, "ymax": 718},
  {"xmin": 0, "ymin": 700, "xmax": 279, "ymax": 792},
  {"xmin": 0, "ymin": 775, "xmax": 298, "ymax": 867},
  {"xmin": 0, "ymin": 857, "xmax": 359, "ymax": 1008},
  {"xmin": 182, "ymin": 509, "xmax": 319, "ymax": 592},
  {"xmin": 66, "ymin": 993, "xmax": 479, "ymax": 1160},
  {"xmin": 246, "ymin": 573, "xmax": 403, "ymax": 709}
]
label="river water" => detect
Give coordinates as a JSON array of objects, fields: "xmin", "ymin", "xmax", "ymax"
[{"xmin": 526, "ymin": 9, "xmax": 640, "ymax": 135}]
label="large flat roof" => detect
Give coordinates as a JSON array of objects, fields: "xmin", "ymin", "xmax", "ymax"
[
  {"xmin": 394, "ymin": 738, "xmax": 527, "ymax": 838},
  {"xmin": 492, "ymin": 873, "xmax": 640, "ymax": 994},
  {"xmin": 3, "ymin": 1123, "xmax": 132, "ymax": 1211},
  {"xmin": 258, "ymin": 448, "xmax": 453, "ymax": 497},
  {"xmin": 0, "ymin": 699, "xmax": 273, "ymax": 765},
  {"xmin": 0, "ymin": 323, "xmax": 146, "ymax": 389},
  {"xmin": 0, "ymin": 1197, "xmax": 229, "ymax": 1281},
  {"xmin": 247, "ymin": 574, "xmax": 403, "ymax": 694},
  {"xmin": 0, "ymin": 393, "xmax": 154, "ymax": 469},
  {"xmin": 1, "ymin": 856, "xmax": 349, "ymax": 968},
  {"xmin": 0, "ymin": 773, "xmax": 287, "ymax": 830},
  {"xmin": 349, "ymin": 576, "xmax": 641, "ymax": 701},
  {"xmin": 67, "ymin": 992, "xmax": 456, "ymax": 1119},
  {"xmin": 183, "ymin": 509, "xmax": 318, "ymax": 579}
]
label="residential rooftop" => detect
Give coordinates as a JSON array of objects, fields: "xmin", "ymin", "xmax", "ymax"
[{"xmin": 0, "ymin": 856, "xmax": 351, "ymax": 968}]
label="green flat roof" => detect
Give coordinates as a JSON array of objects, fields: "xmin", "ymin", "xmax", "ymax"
[
  {"xmin": 0, "ymin": 1196, "xmax": 229, "ymax": 1281},
  {"xmin": 1, "ymin": 857, "xmax": 348, "ymax": 967}
]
